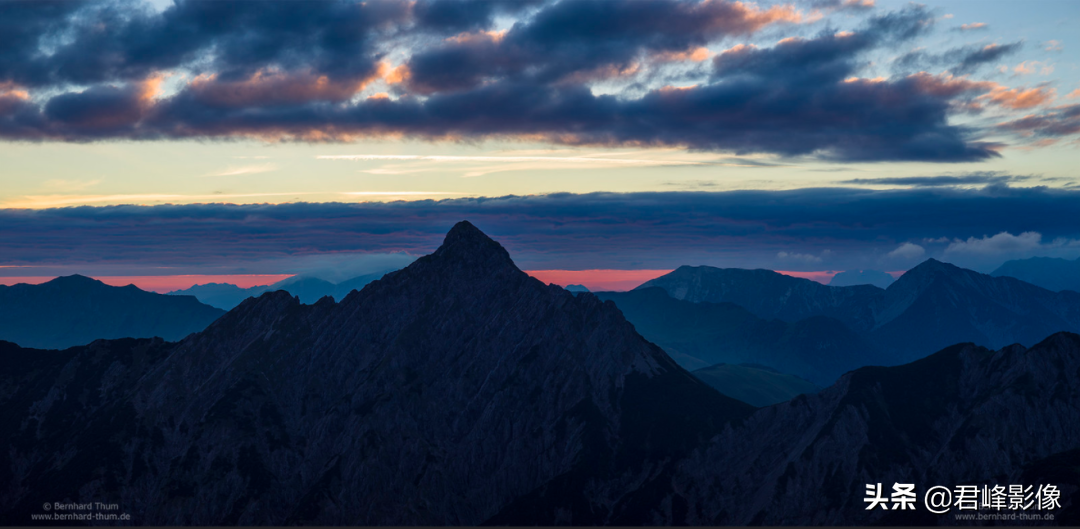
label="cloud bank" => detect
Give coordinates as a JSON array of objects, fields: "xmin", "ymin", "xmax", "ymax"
[
  {"xmin": 3, "ymin": 187, "xmax": 1079, "ymax": 274},
  {"xmin": 0, "ymin": 0, "xmax": 1064, "ymax": 160}
]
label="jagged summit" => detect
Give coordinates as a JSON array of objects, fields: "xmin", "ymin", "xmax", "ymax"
[
  {"xmin": 898, "ymin": 257, "xmax": 957, "ymax": 275},
  {"xmin": 387, "ymin": 221, "xmax": 520, "ymax": 287},
  {"xmin": 430, "ymin": 220, "xmax": 514, "ymax": 267}
]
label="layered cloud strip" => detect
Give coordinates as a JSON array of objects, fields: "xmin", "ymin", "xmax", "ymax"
[
  {"xmin": 3, "ymin": 186, "xmax": 1079, "ymax": 274},
  {"xmin": 0, "ymin": 0, "xmax": 1073, "ymax": 161}
]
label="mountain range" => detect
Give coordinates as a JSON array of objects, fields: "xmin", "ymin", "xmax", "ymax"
[
  {"xmin": 828, "ymin": 269, "xmax": 895, "ymax": 289},
  {"xmin": 992, "ymin": 256, "xmax": 1080, "ymax": 293},
  {"xmin": 594, "ymin": 288, "xmax": 883, "ymax": 385},
  {"xmin": 0, "ymin": 275, "xmax": 225, "ymax": 350},
  {"xmin": 637, "ymin": 260, "xmax": 1080, "ymax": 368},
  {"xmin": 2, "ymin": 222, "xmax": 1078, "ymax": 525},
  {"xmin": 0, "ymin": 222, "xmax": 751, "ymax": 525},
  {"xmin": 167, "ymin": 271, "xmax": 395, "ymax": 310}
]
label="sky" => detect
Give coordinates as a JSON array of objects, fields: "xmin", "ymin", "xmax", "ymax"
[{"xmin": 1, "ymin": 0, "xmax": 1079, "ymax": 289}]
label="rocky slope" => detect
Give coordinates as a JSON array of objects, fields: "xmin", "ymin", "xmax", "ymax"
[
  {"xmin": 595, "ymin": 288, "xmax": 883, "ymax": 385},
  {"xmin": 0, "ymin": 222, "xmax": 752, "ymax": 525},
  {"xmin": 669, "ymin": 332, "xmax": 1080, "ymax": 525},
  {"xmin": 690, "ymin": 364, "xmax": 819, "ymax": 407},
  {"xmin": 0, "ymin": 275, "xmax": 225, "ymax": 349}
]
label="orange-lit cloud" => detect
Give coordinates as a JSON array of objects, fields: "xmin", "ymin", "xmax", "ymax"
[
  {"xmin": 982, "ymin": 85, "xmax": 1055, "ymax": 109},
  {"xmin": 382, "ymin": 63, "xmax": 410, "ymax": 85},
  {"xmin": 1014, "ymin": 61, "xmax": 1054, "ymax": 75},
  {"xmin": 730, "ymin": 1, "xmax": 809, "ymax": 31},
  {"xmin": 0, "ymin": 81, "xmax": 30, "ymax": 101},
  {"xmin": 959, "ymin": 22, "xmax": 987, "ymax": 31},
  {"xmin": 445, "ymin": 29, "xmax": 507, "ymax": 45},
  {"xmin": 188, "ymin": 69, "xmax": 376, "ymax": 107},
  {"xmin": 905, "ymin": 72, "xmax": 996, "ymax": 97},
  {"xmin": 653, "ymin": 46, "xmax": 712, "ymax": 62},
  {"xmin": 0, "ymin": 82, "xmax": 31, "ymax": 114},
  {"xmin": 906, "ymin": 72, "xmax": 1054, "ymax": 110}
]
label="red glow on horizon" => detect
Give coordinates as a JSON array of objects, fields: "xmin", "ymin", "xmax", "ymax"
[
  {"xmin": 525, "ymin": 269, "xmax": 673, "ymax": 292},
  {"xmin": 0, "ymin": 274, "xmax": 294, "ymax": 293}
]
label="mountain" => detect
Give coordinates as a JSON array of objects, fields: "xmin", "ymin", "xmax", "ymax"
[
  {"xmin": 3, "ymin": 224, "xmax": 1080, "ymax": 525},
  {"xmin": 564, "ymin": 284, "xmax": 590, "ymax": 292},
  {"xmin": 266, "ymin": 276, "xmax": 337, "ymax": 304},
  {"xmin": 673, "ymin": 332, "xmax": 1080, "ymax": 525},
  {"xmin": 331, "ymin": 271, "xmax": 388, "ymax": 299},
  {"xmin": 992, "ymin": 256, "xmax": 1080, "ymax": 292},
  {"xmin": 641, "ymin": 260, "xmax": 1080, "ymax": 365},
  {"xmin": 0, "ymin": 222, "xmax": 753, "ymax": 525},
  {"xmin": 636, "ymin": 266, "xmax": 881, "ymax": 330},
  {"xmin": 164, "ymin": 282, "xmax": 265, "ymax": 311},
  {"xmin": 829, "ymin": 269, "xmax": 895, "ymax": 288},
  {"xmin": 691, "ymin": 363, "xmax": 819, "ymax": 407},
  {"xmin": 870, "ymin": 259, "xmax": 1080, "ymax": 362},
  {"xmin": 0, "ymin": 275, "xmax": 225, "ymax": 349},
  {"xmin": 595, "ymin": 288, "xmax": 884, "ymax": 385},
  {"xmin": 168, "ymin": 271, "xmax": 396, "ymax": 310}
]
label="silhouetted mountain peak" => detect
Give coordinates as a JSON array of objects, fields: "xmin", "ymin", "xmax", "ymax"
[
  {"xmin": 906, "ymin": 257, "xmax": 956, "ymax": 274},
  {"xmin": 46, "ymin": 274, "xmax": 104, "ymax": 287},
  {"xmin": 421, "ymin": 221, "xmax": 517, "ymax": 276},
  {"xmin": 887, "ymin": 258, "xmax": 969, "ymax": 293}
]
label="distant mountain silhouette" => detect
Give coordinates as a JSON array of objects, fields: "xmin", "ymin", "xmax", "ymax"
[
  {"xmin": 3, "ymin": 224, "xmax": 1079, "ymax": 524},
  {"xmin": 166, "ymin": 282, "xmax": 265, "ymax": 310},
  {"xmin": 637, "ymin": 266, "xmax": 881, "ymax": 329},
  {"xmin": 691, "ymin": 363, "xmax": 819, "ymax": 407},
  {"xmin": 992, "ymin": 256, "xmax": 1080, "ymax": 292},
  {"xmin": 829, "ymin": 269, "xmax": 895, "ymax": 288},
  {"xmin": 564, "ymin": 284, "xmax": 590, "ymax": 292},
  {"xmin": 870, "ymin": 259, "xmax": 1080, "ymax": 362},
  {"xmin": 0, "ymin": 222, "xmax": 752, "ymax": 525},
  {"xmin": 0, "ymin": 275, "xmax": 225, "ymax": 349},
  {"xmin": 595, "ymin": 288, "xmax": 883, "ymax": 385},
  {"xmin": 640, "ymin": 259, "xmax": 1080, "ymax": 366},
  {"xmin": 168, "ymin": 270, "xmax": 399, "ymax": 309}
]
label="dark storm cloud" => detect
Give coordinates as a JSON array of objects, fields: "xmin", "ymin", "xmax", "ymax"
[
  {"xmin": 2, "ymin": 187, "xmax": 1079, "ymax": 272},
  {"xmin": 0, "ymin": 1, "xmax": 1035, "ymax": 161},
  {"xmin": 894, "ymin": 42, "xmax": 1022, "ymax": 75},
  {"xmin": 406, "ymin": 0, "xmax": 805, "ymax": 92},
  {"xmin": 412, "ymin": 0, "xmax": 547, "ymax": 33},
  {"xmin": 0, "ymin": 0, "xmax": 407, "ymax": 88}
]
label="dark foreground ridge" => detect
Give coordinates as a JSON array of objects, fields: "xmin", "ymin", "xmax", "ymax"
[{"xmin": 2, "ymin": 222, "xmax": 1080, "ymax": 525}]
